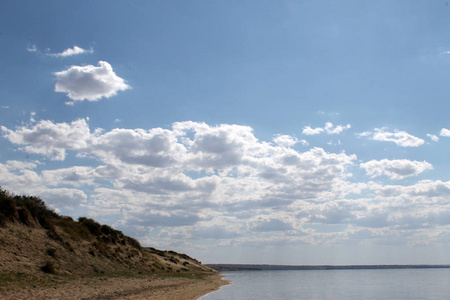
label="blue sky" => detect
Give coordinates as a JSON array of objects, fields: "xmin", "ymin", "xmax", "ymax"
[{"xmin": 1, "ymin": 0, "xmax": 450, "ymax": 265}]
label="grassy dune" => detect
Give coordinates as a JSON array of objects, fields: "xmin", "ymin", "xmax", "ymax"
[{"xmin": 0, "ymin": 188, "xmax": 227, "ymax": 299}]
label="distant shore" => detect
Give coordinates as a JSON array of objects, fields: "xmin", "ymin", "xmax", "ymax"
[{"xmin": 206, "ymin": 264, "xmax": 450, "ymax": 271}]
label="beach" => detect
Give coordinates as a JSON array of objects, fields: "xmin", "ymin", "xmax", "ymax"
[{"xmin": 0, "ymin": 273, "xmax": 228, "ymax": 300}]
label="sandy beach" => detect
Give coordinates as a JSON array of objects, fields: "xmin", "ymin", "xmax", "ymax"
[{"xmin": 0, "ymin": 273, "xmax": 228, "ymax": 300}]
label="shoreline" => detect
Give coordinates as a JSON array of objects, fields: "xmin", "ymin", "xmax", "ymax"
[
  {"xmin": 207, "ymin": 264, "xmax": 450, "ymax": 271},
  {"xmin": 198, "ymin": 275, "xmax": 230, "ymax": 300},
  {"xmin": 0, "ymin": 273, "xmax": 229, "ymax": 300}
]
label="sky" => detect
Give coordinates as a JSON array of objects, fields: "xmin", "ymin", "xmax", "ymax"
[{"xmin": 1, "ymin": 0, "xmax": 450, "ymax": 265}]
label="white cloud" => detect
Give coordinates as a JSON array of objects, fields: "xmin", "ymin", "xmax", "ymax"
[
  {"xmin": 27, "ymin": 44, "xmax": 37, "ymax": 52},
  {"xmin": 48, "ymin": 46, "xmax": 93, "ymax": 57},
  {"xmin": 54, "ymin": 61, "xmax": 130, "ymax": 102},
  {"xmin": 4, "ymin": 118, "xmax": 450, "ymax": 252},
  {"xmin": 5, "ymin": 160, "xmax": 40, "ymax": 170},
  {"xmin": 324, "ymin": 122, "xmax": 351, "ymax": 134},
  {"xmin": 273, "ymin": 134, "xmax": 305, "ymax": 147},
  {"xmin": 0, "ymin": 163, "xmax": 87, "ymax": 211},
  {"xmin": 302, "ymin": 122, "xmax": 351, "ymax": 136},
  {"xmin": 39, "ymin": 188, "xmax": 87, "ymax": 210},
  {"xmin": 359, "ymin": 128, "xmax": 424, "ymax": 147},
  {"xmin": 440, "ymin": 128, "xmax": 450, "ymax": 137},
  {"xmin": 41, "ymin": 166, "xmax": 96, "ymax": 187},
  {"xmin": 427, "ymin": 134, "xmax": 439, "ymax": 142},
  {"xmin": 1, "ymin": 118, "xmax": 91, "ymax": 160},
  {"xmin": 360, "ymin": 159, "xmax": 433, "ymax": 180},
  {"xmin": 302, "ymin": 126, "xmax": 324, "ymax": 135}
]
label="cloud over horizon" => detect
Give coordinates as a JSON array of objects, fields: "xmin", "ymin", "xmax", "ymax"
[{"xmin": 2, "ymin": 117, "xmax": 449, "ymax": 254}]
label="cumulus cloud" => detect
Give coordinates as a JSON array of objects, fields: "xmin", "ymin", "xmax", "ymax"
[
  {"xmin": 54, "ymin": 61, "xmax": 130, "ymax": 102},
  {"xmin": 0, "ymin": 162, "xmax": 87, "ymax": 211},
  {"xmin": 39, "ymin": 188, "xmax": 87, "ymax": 210},
  {"xmin": 302, "ymin": 122, "xmax": 351, "ymax": 135},
  {"xmin": 360, "ymin": 159, "xmax": 433, "ymax": 180},
  {"xmin": 5, "ymin": 160, "xmax": 40, "ymax": 170},
  {"xmin": 359, "ymin": 128, "xmax": 424, "ymax": 147},
  {"xmin": 302, "ymin": 126, "xmax": 324, "ymax": 135},
  {"xmin": 273, "ymin": 135, "xmax": 307, "ymax": 147},
  {"xmin": 3, "ymin": 118, "xmax": 450, "ymax": 253},
  {"xmin": 440, "ymin": 128, "xmax": 450, "ymax": 137},
  {"xmin": 1, "ymin": 119, "xmax": 356, "ymax": 206},
  {"xmin": 1, "ymin": 119, "xmax": 91, "ymax": 160},
  {"xmin": 324, "ymin": 122, "xmax": 351, "ymax": 134},
  {"xmin": 48, "ymin": 46, "xmax": 93, "ymax": 57}
]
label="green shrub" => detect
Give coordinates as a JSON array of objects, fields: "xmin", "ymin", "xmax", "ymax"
[
  {"xmin": 0, "ymin": 196, "xmax": 17, "ymax": 221},
  {"xmin": 78, "ymin": 217, "xmax": 102, "ymax": 236},
  {"xmin": 16, "ymin": 195, "xmax": 58, "ymax": 220},
  {"xmin": 0, "ymin": 188, "xmax": 13, "ymax": 201},
  {"xmin": 100, "ymin": 224, "xmax": 116, "ymax": 235}
]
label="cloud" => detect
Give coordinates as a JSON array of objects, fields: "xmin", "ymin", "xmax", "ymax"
[
  {"xmin": 273, "ymin": 134, "xmax": 307, "ymax": 147},
  {"xmin": 0, "ymin": 163, "xmax": 87, "ymax": 211},
  {"xmin": 27, "ymin": 44, "xmax": 37, "ymax": 52},
  {"xmin": 92, "ymin": 127, "xmax": 186, "ymax": 168},
  {"xmin": 427, "ymin": 134, "xmax": 439, "ymax": 142},
  {"xmin": 5, "ymin": 160, "xmax": 40, "ymax": 170},
  {"xmin": 1, "ymin": 118, "xmax": 91, "ymax": 160},
  {"xmin": 324, "ymin": 122, "xmax": 351, "ymax": 134},
  {"xmin": 302, "ymin": 126, "xmax": 324, "ymax": 135},
  {"xmin": 359, "ymin": 128, "xmax": 424, "ymax": 147},
  {"xmin": 48, "ymin": 46, "xmax": 93, "ymax": 57},
  {"xmin": 54, "ymin": 61, "xmax": 130, "ymax": 102},
  {"xmin": 360, "ymin": 159, "xmax": 433, "ymax": 180},
  {"xmin": 39, "ymin": 188, "xmax": 87, "ymax": 210},
  {"xmin": 302, "ymin": 122, "xmax": 351, "ymax": 135},
  {"xmin": 192, "ymin": 225, "xmax": 241, "ymax": 239},
  {"xmin": 251, "ymin": 217, "xmax": 294, "ymax": 232},
  {"xmin": 440, "ymin": 128, "xmax": 450, "ymax": 137},
  {"xmin": 4, "ymin": 118, "xmax": 450, "ymax": 250},
  {"xmin": 127, "ymin": 210, "xmax": 201, "ymax": 227}
]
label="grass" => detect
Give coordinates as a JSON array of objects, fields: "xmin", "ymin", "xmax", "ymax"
[{"xmin": 0, "ymin": 271, "xmax": 65, "ymax": 292}]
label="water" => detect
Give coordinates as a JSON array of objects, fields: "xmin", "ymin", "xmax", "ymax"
[{"xmin": 202, "ymin": 268, "xmax": 450, "ymax": 299}]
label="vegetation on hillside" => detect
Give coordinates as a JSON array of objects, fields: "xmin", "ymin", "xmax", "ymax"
[
  {"xmin": 0, "ymin": 187, "xmax": 141, "ymax": 249},
  {"xmin": 0, "ymin": 187, "xmax": 212, "ymax": 278}
]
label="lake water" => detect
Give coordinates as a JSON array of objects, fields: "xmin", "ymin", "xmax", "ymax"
[{"xmin": 201, "ymin": 268, "xmax": 450, "ymax": 299}]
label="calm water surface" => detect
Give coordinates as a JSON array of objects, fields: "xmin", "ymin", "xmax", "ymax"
[{"xmin": 202, "ymin": 269, "xmax": 450, "ymax": 300}]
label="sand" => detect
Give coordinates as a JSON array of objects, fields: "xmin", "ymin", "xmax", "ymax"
[{"xmin": 0, "ymin": 273, "xmax": 229, "ymax": 300}]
